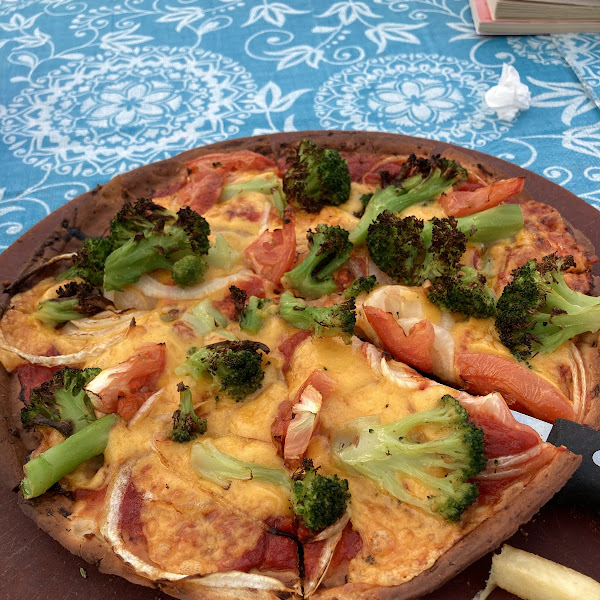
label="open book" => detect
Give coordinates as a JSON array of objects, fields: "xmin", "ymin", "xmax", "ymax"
[{"xmin": 470, "ymin": 0, "xmax": 600, "ymax": 34}]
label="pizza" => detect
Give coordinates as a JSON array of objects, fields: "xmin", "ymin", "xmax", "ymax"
[{"xmin": 0, "ymin": 131, "xmax": 596, "ymax": 600}]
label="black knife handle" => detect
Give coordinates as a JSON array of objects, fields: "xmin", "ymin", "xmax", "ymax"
[{"xmin": 548, "ymin": 419, "xmax": 600, "ymax": 508}]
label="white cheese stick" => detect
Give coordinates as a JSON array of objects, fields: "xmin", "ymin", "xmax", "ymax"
[{"xmin": 474, "ymin": 545, "xmax": 600, "ymax": 600}]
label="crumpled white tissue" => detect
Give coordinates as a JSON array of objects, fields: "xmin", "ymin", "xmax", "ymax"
[{"xmin": 484, "ymin": 64, "xmax": 531, "ymax": 122}]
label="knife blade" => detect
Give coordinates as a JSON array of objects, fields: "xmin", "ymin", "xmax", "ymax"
[{"xmin": 511, "ymin": 410, "xmax": 600, "ymax": 507}]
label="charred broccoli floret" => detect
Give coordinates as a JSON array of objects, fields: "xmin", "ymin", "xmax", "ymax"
[
  {"xmin": 170, "ymin": 382, "xmax": 207, "ymax": 442},
  {"xmin": 104, "ymin": 201, "xmax": 210, "ymax": 290},
  {"xmin": 178, "ymin": 340, "xmax": 270, "ymax": 401},
  {"xmin": 350, "ymin": 155, "xmax": 468, "ymax": 244},
  {"xmin": 427, "ymin": 267, "xmax": 497, "ymax": 318},
  {"xmin": 366, "ymin": 205, "xmax": 524, "ymax": 287},
  {"xmin": 282, "ymin": 225, "xmax": 353, "ymax": 299},
  {"xmin": 343, "ymin": 275, "xmax": 378, "ymax": 299},
  {"xmin": 21, "ymin": 367, "xmax": 102, "ymax": 436},
  {"xmin": 335, "ymin": 395, "xmax": 486, "ymax": 522},
  {"xmin": 279, "ymin": 292, "xmax": 356, "ymax": 342},
  {"xmin": 367, "ymin": 212, "xmax": 466, "ymax": 286},
  {"xmin": 283, "ymin": 140, "xmax": 351, "ymax": 213},
  {"xmin": 230, "ymin": 286, "xmax": 275, "ymax": 334},
  {"xmin": 495, "ymin": 253, "xmax": 600, "ymax": 361},
  {"xmin": 291, "ymin": 458, "xmax": 350, "ymax": 532},
  {"xmin": 21, "ymin": 413, "xmax": 119, "ymax": 499},
  {"xmin": 34, "ymin": 282, "xmax": 114, "ymax": 328},
  {"xmin": 63, "ymin": 199, "xmax": 211, "ymax": 291},
  {"xmin": 61, "ymin": 236, "xmax": 118, "ymax": 287}
]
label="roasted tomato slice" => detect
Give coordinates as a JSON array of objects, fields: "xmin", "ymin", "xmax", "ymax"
[
  {"xmin": 244, "ymin": 221, "xmax": 296, "ymax": 284},
  {"xmin": 85, "ymin": 342, "xmax": 166, "ymax": 421},
  {"xmin": 456, "ymin": 351, "xmax": 574, "ymax": 423},
  {"xmin": 440, "ymin": 177, "xmax": 525, "ymax": 217},
  {"xmin": 364, "ymin": 306, "xmax": 434, "ymax": 373}
]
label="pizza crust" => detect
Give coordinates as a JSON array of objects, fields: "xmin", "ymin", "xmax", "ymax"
[{"xmin": 0, "ymin": 131, "xmax": 597, "ymax": 600}]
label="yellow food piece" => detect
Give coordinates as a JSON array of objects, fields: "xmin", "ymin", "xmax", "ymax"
[{"xmin": 475, "ymin": 545, "xmax": 600, "ymax": 600}]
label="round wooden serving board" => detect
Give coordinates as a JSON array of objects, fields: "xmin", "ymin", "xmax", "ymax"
[{"xmin": 0, "ymin": 131, "xmax": 598, "ymax": 600}]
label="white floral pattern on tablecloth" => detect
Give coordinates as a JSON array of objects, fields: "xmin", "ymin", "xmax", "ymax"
[
  {"xmin": 0, "ymin": 0, "xmax": 599, "ymax": 249},
  {"xmin": 315, "ymin": 54, "xmax": 510, "ymax": 147},
  {"xmin": 2, "ymin": 47, "xmax": 257, "ymax": 176}
]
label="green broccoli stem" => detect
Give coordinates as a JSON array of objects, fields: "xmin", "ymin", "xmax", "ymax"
[
  {"xmin": 418, "ymin": 205, "xmax": 523, "ymax": 250},
  {"xmin": 541, "ymin": 305, "xmax": 600, "ymax": 353},
  {"xmin": 271, "ymin": 186, "xmax": 287, "ymax": 218},
  {"xmin": 34, "ymin": 299, "xmax": 83, "ymax": 328},
  {"xmin": 454, "ymin": 204, "xmax": 524, "ymax": 244},
  {"xmin": 349, "ymin": 171, "xmax": 452, "ymax": 245},
  {"xmin": 534, "ymin": 278, "xmax": 600, "ymax": 353},
  {"xmin": 206, "ymin": 234, "xmax": 240, "ymax": 270},
  {"xmin": 190, "ymin": 440, "xmax": 291, "ymax": 489},
  {"xmin": 104, "ymin": 235, "xmax": 172, "ymax": 291},
  {"xmin": 21, "ymin": 413, "xmax": 119, "ymax": 499},
  {"xmin": 218, "ymin": 174, "xmax": 279, "ymax": 202}
]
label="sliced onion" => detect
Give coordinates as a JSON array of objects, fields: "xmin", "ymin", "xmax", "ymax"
[
  {"xmin": 428, "ymin": 324, "xmax": 456, "ymax": 382},
  {"xmin": 311, "ymin": 512, "xmax": 350, "ymax": 542},
  {"xmin": 365, "ymin": 285, "xmax": 427, "ymax": 320},
  {"xmin": 303, "ymin": 531, "xmax": 343, "ymax": 597},
  {"xmin": 104, "ymin": 461, "xmax": 294, "ymax": 591},
  {"xmin": 257, "ymin": 202, "xmax": 273, "ymax": 236},
  {"xmin": 104, "ymin": 288, "xmax": 158, "ymax": 311},
  {"xmin": 102, "ymin": 461, "xmax": 187, "ymax": 582},
  {"xmin": 569, "ymin": 343, "xmax": 587, "ymax": 422},
  {"xmin": 128, "ymin": 388, "xmax": 164, "ymax": 428},
  {"xmin": 482, "ymin": 445, "xmax": 543, "ymax": 472},
  {"xmin": 394, "ymin": 317, "xmax": 455, "ymax": 383},
  {"xmin": 194, "ymin": 571, "xmax": 293, "ymax": 591},
  {"xmin": 477, "ymin": 446, "xmax": 545, "ymax": 481},
  {"xmin": 380, "ymin": 358, "xmax": 435, "ymax": 390},
  {"xmin": 0, "ymin": 327, "xmax": 130, "ymax": 367},
  {"xmin": 209, "ymin": 227, "xmax": 254, "ymax": 238},
  {"xmin": 361, "ymin": 285, "xmax": 456, "ymax": 382},
  {"xmin": 85, "ymin": 364, "xmax": 130, "ymax": 410},
  {"xmin": 351, "ymin": 336, "xmax": 364, "ymax": 352},
  {"xmin": 130, "ymin": 269, "xmax": 253, "ymax": 300},
  {"xmin": 457, "ymin": 391, "xmax": 515, "ymax": 428},
  {"xmin": 62, "ymin": 312, "xmax": 142, "ymax": 337},
  {"xmin": 365, "ymin": 256, "xmax": 394, "ymax": 285},
  {"xmin": 104, "ymin": 460, "xmax": 296, "ymax": 592},
  {"xmin": 284, "ymin": 385, "xmax": 322, "ymax": 462},
  {"xmin": 5, "ymin": 252, "xmax": 77, "ymax": 294},
  {"xmin": 363, "ymin": 343, "xmax": 383, "ymax": 376}
]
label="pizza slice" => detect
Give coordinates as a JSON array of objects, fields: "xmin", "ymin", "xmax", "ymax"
[
  {"xmin": 356, "ymin": 281, "xmax": 600, "ymax": 427},
  {"xmin": 270, "ymin": 335, "xmax": 580, "ymax": 598}
]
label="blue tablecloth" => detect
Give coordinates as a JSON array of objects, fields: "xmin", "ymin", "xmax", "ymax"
[{"xmin": 1, "ymin": 0, "xmax": 599, "ymax": 251}]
